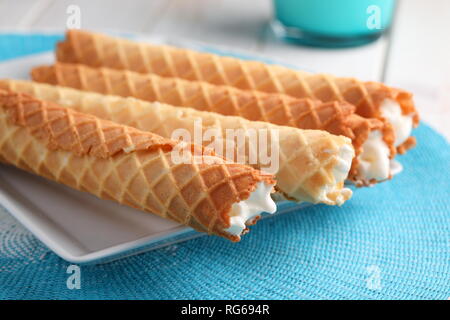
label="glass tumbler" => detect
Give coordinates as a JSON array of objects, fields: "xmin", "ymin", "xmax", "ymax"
[{"xmin": 272, "ymin": 0, "xmax": 396, "ymax": 47}]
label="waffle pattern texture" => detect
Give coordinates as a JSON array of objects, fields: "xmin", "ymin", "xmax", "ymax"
[
  {"xmin": 56, "ymin": 30, "xmax": 419, "ymax": 154},
  {"xmin": 0, "ymin": 90, "xmax": 274, "ymax": 241},
  {"xmin": 0, "ymin": 80, "xmax": 353, "ymax": 205},
  {"xmin": 0, "ymin": 34, "xmax": 449, "ymax": 300},
  {"xmin": 30, "ymin": 63, "xmax": 387, "ymax": 181}
]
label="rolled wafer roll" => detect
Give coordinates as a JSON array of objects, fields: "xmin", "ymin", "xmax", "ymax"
[
  {"xmin": 55, "ymin": 29, "xmax": 418, "ymax": 154},
  {"xmin": 0, "ymin": 90, "xmax": 278, "ymax": 241},
  {"xmin": 0, "ymin": 80, "xmax": 354, "ymax": 204},
  {"xmin": 31, "ymin": 63, "xmax": 393, "ymax": 184}
]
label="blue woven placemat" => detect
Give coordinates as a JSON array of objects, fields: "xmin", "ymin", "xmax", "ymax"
[{"xmin": 0, "ymin": 33, "xmax": 449, "ymax": 300}]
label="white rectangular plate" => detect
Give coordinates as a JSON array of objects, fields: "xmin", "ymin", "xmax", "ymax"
[{"xmin": 0, "ymin": 41, "xmax": 309, "ymax": 265}]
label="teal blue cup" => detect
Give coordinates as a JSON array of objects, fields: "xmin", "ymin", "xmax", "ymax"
[{"xmin": 272, "ymin": 0, "xmax": 396, "ymax": 47}]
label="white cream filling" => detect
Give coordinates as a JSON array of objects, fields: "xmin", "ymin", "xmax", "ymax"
[
  {"xmin": 332, "ymin": 144, "xmax": 354, "ymax": 187},
  {"xmin": 380, "ymin": 99, "xmax": 414, "ymax": 147},
  {"xmin": 355, "ymin": 98, "xmax": 413, "ymax": 182},
  {"xmin": 357, "ymin": 130, "xmax": 390, "ymax": 181},
  {"xmin": 390, "ymin": 159, "xmax": 403, "ymax": 176},
  {"xmin": 317, "ymin": 144, "xmax": 354, "ymax": 206},
  {"xmin": 225, "ymin": 182, "xmax": 276, "ymax": 236}
]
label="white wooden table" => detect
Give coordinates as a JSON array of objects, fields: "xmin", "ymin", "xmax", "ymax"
[{"xmin": 1, "ymin": 0, "xmax": 449, "ymax": 139}]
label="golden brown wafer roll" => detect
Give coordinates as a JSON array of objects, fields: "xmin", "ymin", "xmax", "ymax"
[
  {"xmin": 0, "ymin": 80, "xmax": 355, "ymax": 204},
  {"xmin": 55, "ymin": 29, "xmax": 418, "ymax": 153},
  {"xmin": 30, "ymin": 63, "xmax": 392, "ymax": 184},
  {"xmin": 0, "ymin": 90, "xmax": 278, "ymax": 241}
]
